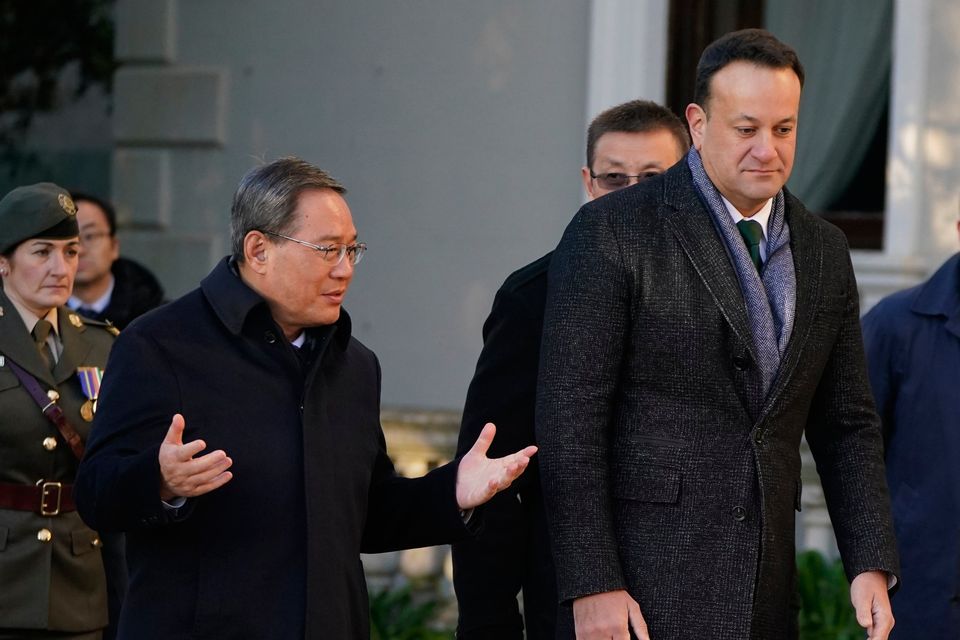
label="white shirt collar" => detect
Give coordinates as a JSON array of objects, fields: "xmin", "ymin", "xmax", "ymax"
[
  {"xmin": 68, "ymin": 275, "xmax": 115, "ymax": 313},
  {"xmin": 720, "ymin": 196, "xmax": 773, "ymax": 261}
]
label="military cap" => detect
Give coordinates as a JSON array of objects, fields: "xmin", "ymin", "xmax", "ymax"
[{"xmin": 0, "ymin": 182, "xmax": 79, "ymax": 254}]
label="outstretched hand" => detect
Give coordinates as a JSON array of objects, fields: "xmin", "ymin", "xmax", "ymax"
[
  {"xmin": 158, "ymin": 413, "xmax": 233, "ymax": 502},
  {"xmin": 455, "ymin": 423, "xmax": 537, "ymax": 510}
]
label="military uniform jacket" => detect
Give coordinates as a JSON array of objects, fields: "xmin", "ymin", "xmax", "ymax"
[
  {"xmin": 75, "ymin": 257, "xmax": 472, "ymax": 640},
  {"xmin": 535, "ymin": 161, "xmax": 899, "ymax": 640},
  {"xmin": 0, "ymin": 290, "xmax": 114, "ymax": 632}
]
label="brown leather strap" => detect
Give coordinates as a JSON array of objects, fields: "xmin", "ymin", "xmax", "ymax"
[
  {"xmin": 5, "ymin": 358, "xmax": 85, "ymax": 460},
  {"xmin": 0, "ymin": 482, "xmax": 76, "ymax": 515}
]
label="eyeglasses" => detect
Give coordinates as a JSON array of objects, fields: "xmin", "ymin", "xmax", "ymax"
[
  {"xmin": 590, "ymin": 171, "xmax": 660, "ymax": 191},
  {"xmin": 262, "ymin": 230, "xmax": 366, "ymax": 266}
]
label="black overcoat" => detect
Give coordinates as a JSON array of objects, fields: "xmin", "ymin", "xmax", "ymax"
[
  {"xmin": 536, "ymin": 161, "xmax": 899, "ymax": 639},
  {"xmin": 75, "ymin": 258, "xmax": 470, "ymax": 640}
]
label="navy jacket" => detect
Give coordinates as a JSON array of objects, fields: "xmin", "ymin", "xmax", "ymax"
[
  {"xmin": 76, "ymin": 257, "xmax": 471, "ymax": 639},
  {"xmin": 862, "ymin": 252, "xmax": 960, "ymax": 639},
  {"xmin": 453, "ymin": 252, "xmax": 557, "ymax": 640}
]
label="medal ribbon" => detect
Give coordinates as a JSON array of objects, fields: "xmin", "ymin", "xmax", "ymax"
[{"xmin": 76, "ymin": 366, "xmax": 103, "ymax": 401}]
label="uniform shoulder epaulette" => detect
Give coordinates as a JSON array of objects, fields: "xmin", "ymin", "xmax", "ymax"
[{"xmin": 69, "ymin": 312, "xmax": 120, "ymax": 336}]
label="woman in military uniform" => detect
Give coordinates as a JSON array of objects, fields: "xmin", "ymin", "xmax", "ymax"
[{"xmin": 0, "ymin": 183, "xmax": 120, "ymax": 639}]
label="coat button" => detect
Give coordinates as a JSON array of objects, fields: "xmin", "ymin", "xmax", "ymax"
[
  {"xmin": 42, "ymin": 437, "xmax": 58, "ymax": 451},
  {"xmin": 37, "ymin": 528, "xmax": 53, "ymax": 542},
  {"xmin": 753, "ymin": 431, "xmax": 763, "ymax": 444},
  {"xmin": 732, "ymin": 355, "xmax": 751, "ymax": 371},
  {"xmin": 264, "ymin": 331, "xmax": 277, "ymax": 344},
  {"xmin": 91, "ymin": 537, "xmax": 102, "ymax": 548},
  {"xmin": 732, "ymin": 506, "xmax": 746, "ymax": 522}
]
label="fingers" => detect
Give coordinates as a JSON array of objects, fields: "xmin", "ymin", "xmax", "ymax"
[
  {"xmin": 627, "ymin": 598, "xmax": 650, "ymax": 640},
  {"xmin": 469, "ymin": 422, "xmax": 497, "ymax": 458},
  {"xmin": 162, "ymin": 413, "xmax": 186, "ymax": 445}
]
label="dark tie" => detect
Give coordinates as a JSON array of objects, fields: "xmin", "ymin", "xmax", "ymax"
[
  {"xmin": 736, "ymin": 219, "xmax": 764, "ymax": 273},
  {"xmin": 32, "ymin": 319, "xmax": 55, "ymax": 370}
]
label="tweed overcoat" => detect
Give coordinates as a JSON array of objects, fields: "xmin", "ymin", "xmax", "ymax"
[
  {"xmin": 535, "ymin": 160, "xmax": 899, "ymax": 640},
  {"xmin": 862, "ymin": 252, "xmax": 960, "ymax": 639},
  {"xmin": 453, "ymin": 252, "xmax": 558, "ymax": 640},
  {"xmin": 75, "ymin": 258, "xmax": 471, "ymax": 640},
  {"xmin": 0, "ymin": 289, "xmax": 117, "ymax": 634}
]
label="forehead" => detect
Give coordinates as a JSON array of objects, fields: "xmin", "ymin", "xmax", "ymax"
[
  {"xmin": 593, "ymin": 129, "xmax": 683, "ymax": 164},
  {"xmin": 707, "ymin": 61, "xmax": 801, "ymax": 113},
  {"xmin": 76, "ymin": 200, "xmax": 110, "ymax": 226},
  {"xmin": 290, "ymin": 188, "xmax": 355, "ymax": 238}
]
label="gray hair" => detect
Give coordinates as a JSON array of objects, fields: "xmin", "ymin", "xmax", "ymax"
[{"xmin": 230, "ymin": 157, "xmax": 346, "ymax": 261}]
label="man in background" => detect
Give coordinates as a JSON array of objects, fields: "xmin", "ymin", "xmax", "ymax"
[
  {"xmin": 862, "ymin": 207, "xmax": 960, "ymax": 639},
  {"xmin": 68, "ymin": 192, "xmax": 164, "ymax": 329},
  {"xmin": 453, "ymin": 100, "xmax": 689, "ymax": 639}
]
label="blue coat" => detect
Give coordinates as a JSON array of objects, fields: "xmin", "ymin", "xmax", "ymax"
[{"xmin": 862, "ymin": 252, "xmax": 960, "ymax": 639}]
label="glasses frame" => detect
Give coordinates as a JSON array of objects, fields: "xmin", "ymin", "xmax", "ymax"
[
  {"xmin": 262, "ymin": 230, "xmax": 366, "ymax": 266},
  {"xmin": 589, "ymin": 171, "xmax": 653, "ymax": 190}
]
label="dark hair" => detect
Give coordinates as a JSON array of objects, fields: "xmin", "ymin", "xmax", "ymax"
[
  {"xmin": 230, "ymin": 157, "xmax": 346, "ymax": 261},
  {"xmin": 70, "ymin": 191, "xmax": 118, "ymax": 236},
  {"xmin": 586, "ymin": 99, "xmax": 690, "ymax": 169},
  {"xmin": 693, "ymin": 29, "xmax": 805, "ymax": 109}
]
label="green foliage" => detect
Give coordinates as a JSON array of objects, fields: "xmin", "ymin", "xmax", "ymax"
[
  {"xmin": 369, "ymin": 586, "xmax": 454, "ymax": 640},
  {"xmin": 796, "ymin": 550, "xmax": 863, "ymax": 640}
]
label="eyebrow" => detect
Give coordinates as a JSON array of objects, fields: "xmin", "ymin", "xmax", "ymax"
[{"xmin": 736, "ymin": 114, "xmax": 797, "ymax": 125}]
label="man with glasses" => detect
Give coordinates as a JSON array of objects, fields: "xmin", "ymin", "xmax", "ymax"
[
  {"xmin": 67, "ymin": 193, "xmax": 165, "ymax": 329},
  {"xmin": 75, "ymin": 157, "xmax": 537, "ymax": 640},
  {"xmin": 453, "ymin": 100, "xmax": 689, "ymax": 640}
]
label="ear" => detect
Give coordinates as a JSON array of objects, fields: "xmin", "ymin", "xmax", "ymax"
[
  {"xmin": 685, "ymin": 103, "xmax": 707, "ymax": 150},
  {"xmin": 0, "ymin": 255, "xmax": 9, "ymax": 277},
  {"xmin": 581, "ymin": 166, "xmax": 598, "ymax": 200},
  {"xmin": 242, "ymin": 231, "xmax": 270, "ymax": 274}
]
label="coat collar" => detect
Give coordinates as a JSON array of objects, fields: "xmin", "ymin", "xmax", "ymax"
[
  {"xmin": 200, "ymin": 257, "xmax": 353, "ymax": 350},
  {"xmin": 658, "ymin": 160, "xmax": 823, "ymax": 423},
  {"xmin": 912, "ymin": 252, "xmax": 960, "ymax": 338}
]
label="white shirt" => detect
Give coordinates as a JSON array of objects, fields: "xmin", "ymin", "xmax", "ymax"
[
  {"xmin": 720, "ymin": 195, "xmax": 773, "ymax": 262},
  {"xmin": 68, "ymin": 275, "xmax": 115, "ymax": 313}
]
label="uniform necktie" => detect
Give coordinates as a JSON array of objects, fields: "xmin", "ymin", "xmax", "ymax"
[
  {"xmin": 736, "ymin": 219, "xmax": 764, "ymax": 273},
  {"xmin": 32, "ymin": 319, "xmax": 55, "ymax": 370}
]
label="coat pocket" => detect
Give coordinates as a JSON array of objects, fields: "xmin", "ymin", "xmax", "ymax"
[
  {"xmin": 614, "ymin": 463, "xmax": 681, "ymax": 504},
  {"xmin": 71, "ymin": 528, "xmax": 101, "ymax": 556}
]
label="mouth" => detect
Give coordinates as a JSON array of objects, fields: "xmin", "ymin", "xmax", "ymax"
[{"xmin": 322, "ymin": 290, "xmax": 345, "ymax": 304}]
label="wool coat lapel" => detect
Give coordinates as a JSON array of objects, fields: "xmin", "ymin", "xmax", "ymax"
[{"xmin": 660, "ymin": 170, "xmax": 758, "ymax": 368}]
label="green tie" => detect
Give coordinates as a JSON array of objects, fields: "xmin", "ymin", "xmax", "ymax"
[
  {"xmin": 32, "ymin": 319, "xmax": 56, "ymax": 370},
  {"xmin": 736, "ymin": 219, "xmax": 764, "ymax": 273}
]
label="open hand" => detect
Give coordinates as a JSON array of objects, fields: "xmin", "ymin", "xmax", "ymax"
[
  {"xmin": 158, "ymin": 414, "xmax": 233, "ymax": 501},
  {"xmin": 455, "ymin": 423, "xmax": 537, "ymax": 510}
]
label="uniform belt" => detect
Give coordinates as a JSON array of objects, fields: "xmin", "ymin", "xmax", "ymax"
[{"xmin": 0, "ymin": 481, "xmax": 75, "ymax": 515}]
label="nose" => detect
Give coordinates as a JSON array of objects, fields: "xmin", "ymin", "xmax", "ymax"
[
  {"xmin": 751, "ymin": 133, "xmax": 777, "ymax": 163},
  {"xmin": 330, "ymin": 256, "xmax": 354, "ymax": 280}
]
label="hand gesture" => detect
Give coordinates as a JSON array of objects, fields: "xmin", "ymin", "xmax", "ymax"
[
  {"xmin": 573, "ymin": 590, "xmax": 649, "ymax": 640},
  {"xmin": 851, "ymin": 570, "xmax": 894, "ymax": 639},
  {"xmin": 455, "ymin": 423, "xmax": 537, "ymax": 510},
  {"xmin": 158, "ymin": 414, "xmax": 233, "ymax": 502}
]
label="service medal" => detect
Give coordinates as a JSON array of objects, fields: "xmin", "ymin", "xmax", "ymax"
[{"xmin": 76, "ymin": 366, "xmax": 103, "ymax": 420}]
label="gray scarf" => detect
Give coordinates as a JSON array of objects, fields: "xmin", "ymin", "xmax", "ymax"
[{"xmin": 687, "ymin": 148, "xmax": 796, "ymax": 400}]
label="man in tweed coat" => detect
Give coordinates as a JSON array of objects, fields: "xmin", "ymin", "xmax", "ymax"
[{"xmin": 536, "ymin": 29, "xmax": 899, "ymax": 640}]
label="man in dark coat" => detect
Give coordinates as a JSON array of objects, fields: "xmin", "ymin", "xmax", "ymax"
[
  {"xmin": 68, "ymin": 193, "xmax": 165, "ymax": 330},
  {"xmin": 74, "ymin": 158, "xmax": 536, "ymax": 640},
  {"xmin": 536, "ymin": 30, "xmax": 899, "ymax": 640},
  {"xmin": 452, "ymin": 100, "xmax": 689, "ymax": 640},
  {"xmin": 862, "ymin": 217, "xmax": 960, "ymax": 639}
]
